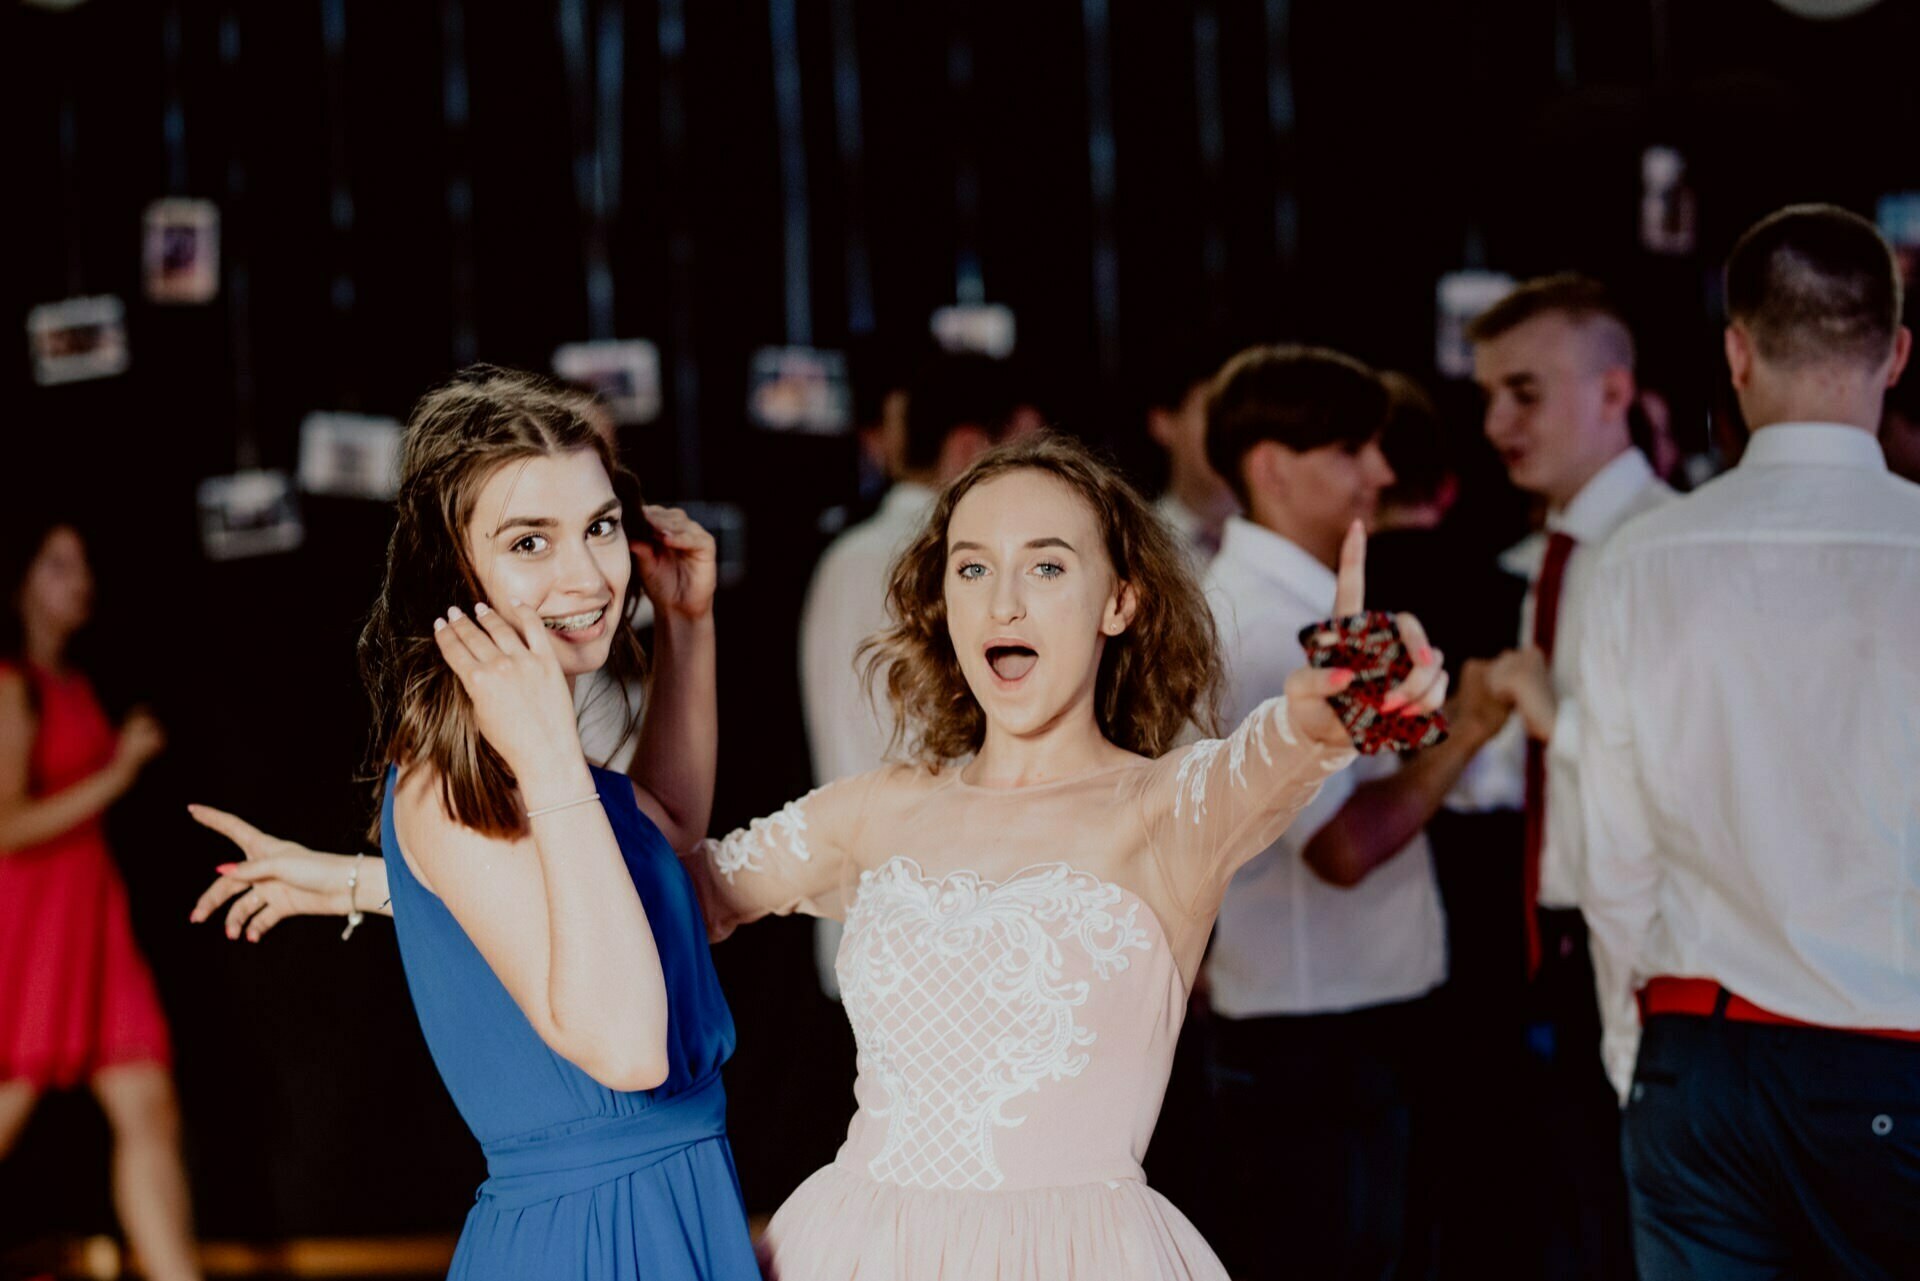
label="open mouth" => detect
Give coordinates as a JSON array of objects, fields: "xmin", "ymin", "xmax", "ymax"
[
  {"xmin": 542, "ymin": 606, "xmax": 607, "ymax": 633},
  {"xmin": 985, "ymin": 643, "xmax": 1039, "ymax": 683}
]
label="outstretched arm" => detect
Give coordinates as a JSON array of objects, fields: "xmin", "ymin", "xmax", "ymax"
[
  {"xmin": 188, "ymin": 807, "xmax": 388, "ymax": 941},
  {"xmin": 1144, "ymin": 522, "xmax": 1450, "ymax": 908},
  {"xmin": 681, "ymin": 771, "xmax": 874, "ymax": 941},
  {"xmin": 1301, "ymin": 655, "xmax": 1511, "ymax": 887}
]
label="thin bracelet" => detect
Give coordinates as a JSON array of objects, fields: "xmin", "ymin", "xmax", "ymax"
[
  {"xmin": 341, "ymin": 851, "xmax": 366, "ymax": 942},
  {"xmin": 526, "ymin": 792, "xmax": 601, "ymax": 819}
]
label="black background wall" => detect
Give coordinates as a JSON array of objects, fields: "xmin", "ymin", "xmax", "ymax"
[{"xmin": 4, "ymin": 0, "xmax": 1918, "ymax": 1240}]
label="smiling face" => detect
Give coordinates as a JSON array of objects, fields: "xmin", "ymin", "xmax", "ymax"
[
  {"xmin": 463, "ymin": 448, "xmax": 630, "ymax": 680},
  {"xmin": 943, "ymin": 469, "xmax": 1136, "ymax": 743}
]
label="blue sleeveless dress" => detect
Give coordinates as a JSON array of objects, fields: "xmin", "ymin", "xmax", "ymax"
[{"xmin": 381, "ymin": 765, "xmax": 759, "ymax": 1280}]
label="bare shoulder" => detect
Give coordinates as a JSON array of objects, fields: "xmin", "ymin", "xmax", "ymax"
[{"xmin": 391, "ymin": 764, "xmax": 526, "ymax": 897}]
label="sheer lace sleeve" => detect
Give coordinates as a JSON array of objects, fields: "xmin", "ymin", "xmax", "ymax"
[
  {"xmin": 683, "ymin": 771, "xmax": 876, "ymax": 941},
  {"xmin": 1139, "ymin": 697, "xmax": 1357, "ymax": 913}
]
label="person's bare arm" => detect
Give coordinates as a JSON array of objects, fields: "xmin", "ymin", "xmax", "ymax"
[
  {"xmin": 0, "ymin": 672, "xmax": 162, "ymax": 855},
  {"xmin": 625, "ymin": 508, "xmax": 719, "ymax": 851},
  {"xmin": 1301, "ymin": 658, "xmax": 1511, "ymax": 888}
]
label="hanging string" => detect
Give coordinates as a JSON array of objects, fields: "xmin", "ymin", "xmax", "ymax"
[
  {"xmin": 220, "ymin": 6, "xmax": 258, "ymax": 467},
  {"xmin": 557, "ymin": 0, "xmax": 624, "ymax": 341},
  {"xmin": 949, "ymin": 7, "xmax": 984, "ymax": 306},
  {"xmin": 1263, "ymin": 0, "xmax": 1298, "ymax": 269},
  {"xmin": 769, "ymin": 0, "xmax": 813, "ymax": 346},
  {"xmin": 441, "ymin": 0, "xmax": 478, "ymax": 365},
  {"xmin": 827, "ymin": 0, "xmax": 873, "ymax": 337},
  {"xmin": 1083, "ymin": 0, "xmax": 1119, "ymax": 376},
  {"xmin": 1193, "ymin": 2, "xmax": 1229, "ymax": 330},
  {"xmin": 656, "ymin": 0, "xmax": 703, "ymax": 494},
  {"xmin": 161, "ymin": 2, "xmax": 189, "ymax": 194},
  {"xmin": 320, "ymin": 0, "xmax": 355, "ymax": 323}
]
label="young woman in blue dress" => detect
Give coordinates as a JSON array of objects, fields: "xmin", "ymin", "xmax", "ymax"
[{"xmin": 192, "ymin": 367, "xmax": 758, "ymax": 1280}]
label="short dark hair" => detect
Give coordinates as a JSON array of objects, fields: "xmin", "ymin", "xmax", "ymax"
[
  {"xmin": 1465, "ymin": 273, "xmax": 1636, "ymax": 371},
  {"xmin": 1376, "ymin": 371, "xmax": 1450, "ymax": 508},
  {"xmin": 1724, "ymin": 203, "xmax": 1902, "ymax": 370},
  {"xmin": 1138, "ymin": 336, "xmax": 1233, "ymax": 416},
  {"xmin": 903, "ymin": 352, "xmax": 1016, "ymax": 471},
  {"xmin": 1204, "ymin": 345, "xmax": 1389, "ymax": 508}
]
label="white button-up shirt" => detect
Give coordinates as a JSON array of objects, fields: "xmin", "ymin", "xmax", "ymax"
[
  {"xmin": 798, "ymin": 482, "xmax": 936, "ymax": 995},
  {"xmin": 1450, "ymin": 449, "xmax": 1673, "ymax": 907},
  {"xmin": 1202, "ymin": 516, "xmax": 1448, "ymax": 1017},
  {"xmin": 1574, "ymin": 423, "xmax": 1920, "ymax": 1098}
]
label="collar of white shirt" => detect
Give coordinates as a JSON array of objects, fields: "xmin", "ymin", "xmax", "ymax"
[
  {"xmin": 1739, "ymin": 421, "xmax": 1889, "ymax": 472},
  {"xmin": 1215, "ymin": 515, "xmax": 1337, "ymax": 609},
  {"xmin": 1547, "ymin": 447, "xmax": 1658, "ymax": 543}
]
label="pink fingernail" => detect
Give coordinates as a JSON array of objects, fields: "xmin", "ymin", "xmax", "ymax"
[
  {"xmin": 1420, "ymin": 647, "xmax": 1434, "ymax": 665},
  {"xmin": 1331, "ymin": 670, "xmax": 1355, "ymax": 691},
  {"xmin": 216, "ymin": 863, "xmax": 238, "ymax": 875}
]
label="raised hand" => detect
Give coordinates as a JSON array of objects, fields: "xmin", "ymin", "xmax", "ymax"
[
  {"xmin": 433, "ymin": 601, "xmax": 583, "ymax": 778},
  {"xmin": 1284, "ymin": 520, "xmax": 1449, "ymax": 752},
  {"xmin": 110, "ymin": 707, "xmax": 166, "ymax": 780},
  {"xmin": 186, "ymin": 804, "xmax": 361, "ymax": 941},
  {"xmin": 1486, "ymin": 644, "xmax": 1555, "ymax": 741},
  {"xmin": 631, "ymin": 505, "xmax": 717, "ymax": 624}
]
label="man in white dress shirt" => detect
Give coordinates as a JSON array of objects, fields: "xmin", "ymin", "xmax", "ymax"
[
  {"xmin": 798, "ymin": 353, "xmax": 1011, "ymax": 996},
  {"xmin": 1200, "ymin": 345, "xmax": 1512, "ymax": 1280},
  {"xmin": 1576, "ymin": 204, "xmax": 1920, "ymax": 1279},
  {"xmin": 1459, "ymin": 275, "xmax": 1675, "ymax": 1278}
]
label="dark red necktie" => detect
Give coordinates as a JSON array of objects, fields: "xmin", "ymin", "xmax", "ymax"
[{"xmin": 1523, "ymin": 531, "xmax": 1577, "ymax": 979}]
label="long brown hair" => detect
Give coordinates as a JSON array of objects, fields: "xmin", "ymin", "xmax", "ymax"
[
  {"xmin": 861, "ymin": 432, "xmax": 1223, "ymax": 768},
  {"xmin": 360, "ymin": 365, "xmax": 648, "ymax": 838}
]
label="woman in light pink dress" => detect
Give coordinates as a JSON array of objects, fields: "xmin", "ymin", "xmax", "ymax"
[
  {"xmin": 191, "ymin": 433, "xmax": 1446, "ymax": 1279},
  {"xmin": 684, "ymin": 435, "xmax": 1445, "ymax": 1279}
]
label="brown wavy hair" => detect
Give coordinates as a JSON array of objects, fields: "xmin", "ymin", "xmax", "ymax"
[
  {"xmin": 860, "ymin": 432, "xmax": 1223, "ymax": 768},
  {"xmin": 359, "ymin": 365, "xmax": 649, "ymax": 839}
]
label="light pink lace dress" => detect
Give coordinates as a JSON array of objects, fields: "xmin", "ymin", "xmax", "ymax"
[{"xmin": 689, "ymin": 698, "xmax": 1354, "ymax": 1280}]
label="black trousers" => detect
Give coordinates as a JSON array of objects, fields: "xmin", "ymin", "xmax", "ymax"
[
  {"xmin": 1625, "ymin": 1011, "xmax": 1920, "ymax": 1280},
  {"xmin": 1205, "ymin": 996, "xmax": 1431, "ymax": 1281},
  {"xmin": 1526, "ymin": 908, "xmax": 1636, "ymax": 1281}
]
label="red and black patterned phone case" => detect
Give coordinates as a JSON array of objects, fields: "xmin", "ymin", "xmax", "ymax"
[{"xmin": 1295, "ymin": 610, "xmax": 1448, "ymax": 754}]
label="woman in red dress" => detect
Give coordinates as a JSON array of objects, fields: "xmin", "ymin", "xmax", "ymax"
[{"xmin": 0, "ymin": 519, "xmax": 201, "ymax": 1281}]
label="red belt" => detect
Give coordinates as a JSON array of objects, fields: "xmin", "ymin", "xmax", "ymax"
[{"xmin": 1639, "ymin": 977, "xmax": 1920, "ymax": 1043}]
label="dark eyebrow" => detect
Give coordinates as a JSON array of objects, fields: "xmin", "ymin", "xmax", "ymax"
[
  {"xmin": 493, "ymin": 497, "xmax": 620, "ymax": 538},
  {"xmin": 1501, "ymin": 372, "xmax": 1538, "ymax": 390},
  {"xmin": 948, "ymin": 537, "xmax": 1077, "ymax": 555}
]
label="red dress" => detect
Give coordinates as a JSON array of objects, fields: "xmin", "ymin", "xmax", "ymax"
[{"xmin": 0, "ymin": 661, "xmax": 172, "ymax": 1087}]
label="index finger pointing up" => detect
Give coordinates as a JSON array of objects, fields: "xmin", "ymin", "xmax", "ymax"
[{"xmin": 1333, "ymin": 519, "xmax": 1367, "ymax": 617}]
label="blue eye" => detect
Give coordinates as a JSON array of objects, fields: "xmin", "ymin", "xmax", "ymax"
[
  {"xmin": 956, "ymin": 562, "xmax": 987, "ymax": 580},
  {"xmin": 1034, "ymin": 561, "xmax": 1064, "ymax": 579}
]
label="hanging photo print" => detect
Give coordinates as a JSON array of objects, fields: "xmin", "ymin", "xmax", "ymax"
[
  {"xmin": 1434, "ymin": 271, "xmax": 1515, "ymax": 379},
  {"xmin": 553, "ymin": 339, "xmax": 663, "ymax": 426},
  {"xmin": 297, "ymin": 411, "xmax": 402, "ymax": 501},
  {"xmin": 930, "ymin": 303, "xmax": 1016, "ymax": 359},
  {"xmin": 197, "ymin": 470, "xmax": 305, "ymax": 561},
  {"xmin": 1639, "ymin": 147, "xmax": 1696, "ymax": 256},
  {"xmin": 1876, "ymin": 193, "xmax": 1920, "ymax": 285},
  {"xmin": 143, "ymin": 198, "xmax": 221, "ymax": 304},
  {"xmin": 26, "ymin": 295, "xmax": 130, "ymax": 386},
  {"xmin": 747, "ymin": 346, "xmax": 852, "ymax": 435}
]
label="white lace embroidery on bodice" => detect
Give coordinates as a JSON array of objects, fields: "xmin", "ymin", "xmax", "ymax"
[{"xmin": 838, "ymin": 857, "xmax": 1154, "ymax": 1191}]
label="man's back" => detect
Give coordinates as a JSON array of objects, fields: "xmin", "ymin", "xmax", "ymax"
[{"xmin": 1580, "ymin": 424, "xmax": 1920, "ymax": 1076}]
